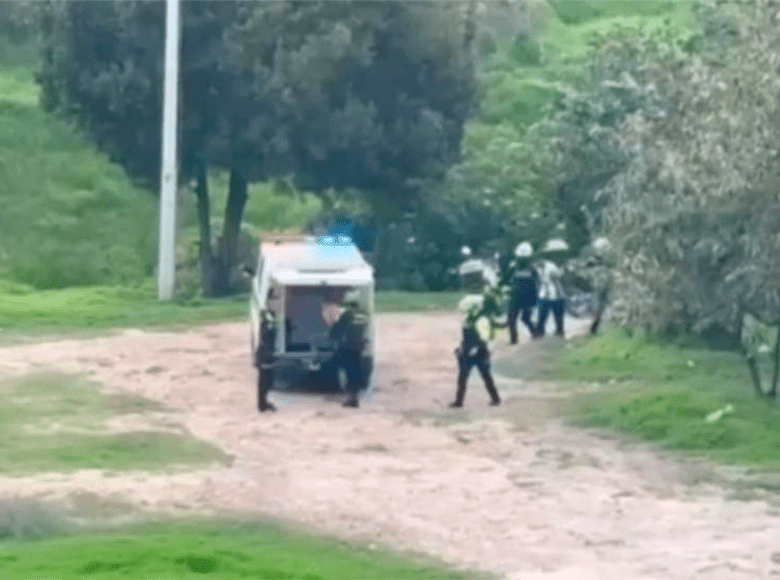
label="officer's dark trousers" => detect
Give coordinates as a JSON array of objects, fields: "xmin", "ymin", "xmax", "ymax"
[
  {"xmin": 333, "ymin": 349, "xmax": 364, "ymax": 401},
  {"xmin": 454, "ymin": 344, "xmax": 500, "ymax": 405},
  {"xmin": 508, "ymin": 303, "xmax": 535, "ymax": 344},
  {"xmin": 537, "ymin": 299, "xmax": 566, "ymax": 337}
]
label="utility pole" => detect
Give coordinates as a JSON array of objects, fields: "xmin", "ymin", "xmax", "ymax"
[{"xmin": 157, "ymin": 0, "xmax": 181, "ymax": 301}]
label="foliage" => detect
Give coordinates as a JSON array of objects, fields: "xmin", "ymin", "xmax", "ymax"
[
  {"xmin": 363, "ymin": 0, "xmax": 694, "ymax": 292},
  {"xmin": 0, "ymin": 1, "xmax": 38, "ymax": 45},
  {"xmin": 0, "ymin": 499, "xmax": 72, "ymax": 541},
  {"xmin": 590, "ymin": 1, "xmax": 780, "ymax": 396},
  {"xmin": 0, "ymin": 372, "xmax": 230, "ymax": 475},
  {"xmin": 37, "ymin": 0, "xmax": 478, "ymax": 296},
  {"xmin": 0, "ymin": 520, "xmax": 473, "ymax": 580},
  {"xmin": 494, "ymin": 330, "xmax": 780, "ymax": 468}
]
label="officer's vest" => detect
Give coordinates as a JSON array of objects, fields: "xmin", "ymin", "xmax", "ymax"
[{"xmin": 336, "ymin": 310, "xmax": 367, "ymax": 352}]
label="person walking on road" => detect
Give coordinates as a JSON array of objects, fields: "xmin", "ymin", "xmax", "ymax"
[
  {"xmin": 450, "ymin": 253, "xmax": 501, "ymax": 408},
  {"xmin": 507, "ymin": 241, "xmax": 539, "ymax": 344},
  {"xmin": 535, "ymin": 238, "xmax": 569, "ymax": 338}
]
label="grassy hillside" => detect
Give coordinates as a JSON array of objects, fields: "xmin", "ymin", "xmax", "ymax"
[
  {"xmin": 479, "ymin": 0, "xmax": 697, "ymax": 128},
  {"xmin": 0, "ymin": 66, "xmax": 159, "ymax": 289},
  {"xmin": 0, "ymin": 62, "xmax": 323, "ymax": 292}
]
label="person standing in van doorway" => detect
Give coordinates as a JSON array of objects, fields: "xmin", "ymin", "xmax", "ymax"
[
  {"xmin": 535, "ymin": 238, "xmax": 569, "ymax": 338},
  {"xmin": 330, "ymin": 293, "xmax": 370, "ymax": 408},
  {"xmin": 257, "ymin": 309, "xmax": 278, "ymax": 412},
  {"xmin": 450, "ymin": 254, "xmax": 501, "ymax": 408},
  {"xmin": 507, "ymin": 241, "xmax": 539, "ymax": 344}
]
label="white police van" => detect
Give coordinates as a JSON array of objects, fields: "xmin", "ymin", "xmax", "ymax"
[{"xmin": 247, "ymin": 234, "xmax": 374, "ymax": 405}]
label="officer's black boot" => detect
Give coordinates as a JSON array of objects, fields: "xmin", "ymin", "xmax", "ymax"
[
  {"xmin": 450, "ymin": 355, "xmax": 469, "ymax": 408},
  {"xmin": 479, "ymin": 363, "xmax": 501, "ymax": 406},
  {"xmin": 258, "ymin": 368, "xmax": 277, "ymax": 413}
]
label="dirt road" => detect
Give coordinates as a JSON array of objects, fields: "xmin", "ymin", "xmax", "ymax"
[{"xmin": 0, "ymin": 313, "xmax": 778, "ymax": 579}]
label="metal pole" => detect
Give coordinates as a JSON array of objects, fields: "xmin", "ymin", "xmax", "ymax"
[{"xmin": 157, "ymin": 0, "xmax": 181, "ymax": 300}]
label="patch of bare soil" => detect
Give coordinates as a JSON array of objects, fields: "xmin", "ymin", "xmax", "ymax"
[{"xmin": 0, "ymin": 314, "xmax": 778, "ymax": 579}]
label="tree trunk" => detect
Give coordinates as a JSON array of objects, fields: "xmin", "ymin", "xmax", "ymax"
[
  {"xmin": 769, "ymin": 325, "xmax": 780, "ymax": 400},
  {"xmin": 194, "ymin": 161, "xmax": 215, "ymax": 296},
  {"xmin": 212, "ymin": 166, "xmax": 248, "ymax": 296},
  {"xmin": 740, "ymin": 342, "xmax": 765, "ymax": 398}
]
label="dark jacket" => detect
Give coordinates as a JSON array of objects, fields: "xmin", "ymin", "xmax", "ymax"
[
  {"xmin": 330, "ymin": 308, "xmax": 367, "ymax": 353},
  {"xmin": 509, "ymin": 261, "xmax": 538, "ymax": 308}
]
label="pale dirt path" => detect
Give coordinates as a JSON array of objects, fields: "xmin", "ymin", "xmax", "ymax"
[{"xmin": 0, "ymin": 313, "xmax": 778, "ymax": 580}]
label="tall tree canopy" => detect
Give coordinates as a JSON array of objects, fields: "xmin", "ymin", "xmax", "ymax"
[{"xmin": 38, "ymin": 0, "xmax": 478, "ymax": 295}]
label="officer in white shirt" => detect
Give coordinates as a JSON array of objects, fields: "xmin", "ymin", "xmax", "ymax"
[
  {"xmin": 450, "ymin": 252, "xmax": 501, "ymax": 408},
  {"xmin": 535, "ymin": 238, "xmax": 569, "ymax": 338}
]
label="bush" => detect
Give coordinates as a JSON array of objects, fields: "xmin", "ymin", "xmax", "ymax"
[{"xmin": 0, "ymin": 498, "xmax": 72, "ymax": 541}]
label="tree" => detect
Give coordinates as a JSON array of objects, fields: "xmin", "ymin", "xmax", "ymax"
[
  {"xmin": 595, "ymin": 0, "xmax": 780, "ymax": 399},
  {"xmin": 38, "ymin": 0, "xmax": 478, "ymax": 296}
]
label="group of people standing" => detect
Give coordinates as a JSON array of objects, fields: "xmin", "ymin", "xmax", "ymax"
[
  {"xmin": 451, "ymin": 236, "xmax": 614, "ymax": 408},
  {"xmin": 506, "ymin": 238, "xmax": 569, "ymax": 342}
]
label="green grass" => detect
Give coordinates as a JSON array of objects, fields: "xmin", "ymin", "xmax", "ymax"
[
  {"xmin": 374, "ymin": 291, "xmax": 461, "ymax": 313},
  {"xmin": 0, "ymin": 372, "xmax": 230, "ymax": 475},
  {"xmin": 546, "ymin": 1, "xmax": 679, "ymax": 26},
  {"xmin": 0, "ymin": 65, "xmax": 37, "ymax": 105},
  {"xmin": 0, "ymin": 282, "xmax": 250, "ymax": 338},
  {"xmin": 540, "ymin": 1, "xmax": 697, "ymax": 63},
  {"xmin": 494, "ymin": 331, "xmax": 780, "ymax": 469},
  {"xmin": 0, "ymin": 283, "xmax": 460, "ymax": 339},
  {"xmin": 0, "ymin": 519, "xmax": 476, "ymax": 580}
]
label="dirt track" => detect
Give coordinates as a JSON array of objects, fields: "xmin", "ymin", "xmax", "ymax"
[{"xmin": 0, "ymin": 313, "xmax": 778, "ymax": 579}]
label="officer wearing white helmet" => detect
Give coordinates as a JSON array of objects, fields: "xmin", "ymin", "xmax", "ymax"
[
  {"xmin": 506, "ymin": 241, "xmax": 539, "ymax": 343},
  {"xmin": 450, "ymin": 248, "xmax": 501, "ymax": 408},
  {"xmin": 535, "ymin": 238, "xmax": 569, "ymax": 338}
]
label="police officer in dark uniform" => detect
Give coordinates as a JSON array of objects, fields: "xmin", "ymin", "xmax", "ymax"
[
  {"xmin": 329, "ymin": 293, "xmax": 370, "ymax": 408},
  {"xmin": 507, "ymin": 241, "xmax": 539, "ymax": 344},
  {"xmin": 257, "ymin": 310, "xmax": 278, "ymax": 412}
]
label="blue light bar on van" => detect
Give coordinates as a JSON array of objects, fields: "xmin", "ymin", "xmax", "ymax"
[{"xmin": 316, "ymin": 235, "xmax": 353, "ymax": 245}]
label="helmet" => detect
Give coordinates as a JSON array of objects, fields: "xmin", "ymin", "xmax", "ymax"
[
  {"xmin": 343, "ymin": 289, "xmax": 362, "ymax": 307},
  {"xmin": 514, "ymin": 242, "xmax": 533, "ymax": 258},
  {"xmin": 461, "ymin": 246, "xmax": 472, "ymax": 257},
  {"xmin": 592, "ymin": 237, "xmax": 611, "ymax": 252},
  {"xmin": 458, "ymin": 259, "xmax": 485, "ymax": 276},
  {"xmin": 482, "ymin": 263, "xmax": 499, "ymax": 287},
  {"xmin": 542, "ymin": 238, "xmax": 569, "ymax": 253}
]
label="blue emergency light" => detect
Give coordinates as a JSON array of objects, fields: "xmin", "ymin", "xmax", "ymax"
[{"xmin": 316, "ymin": 235, "xmax": 353, "ymax": 246}]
